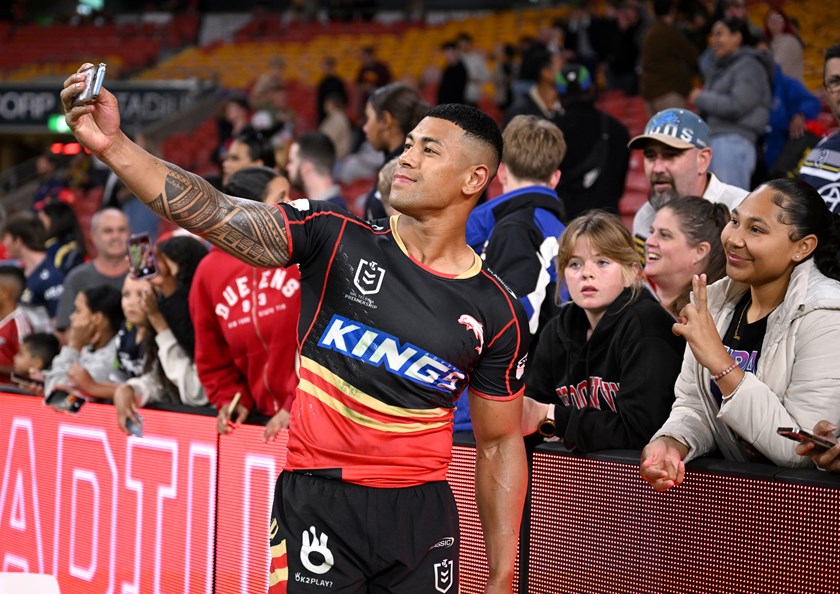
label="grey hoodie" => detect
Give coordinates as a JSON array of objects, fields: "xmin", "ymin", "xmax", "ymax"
[{"xmin": 695, "ymin": 47, "xmax": 774, "ymax": 143}]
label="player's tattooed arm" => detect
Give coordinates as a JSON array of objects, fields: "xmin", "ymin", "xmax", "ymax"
[{"xmin": 147, "ymin": 162, "xmax": 290, "ymax": 268}]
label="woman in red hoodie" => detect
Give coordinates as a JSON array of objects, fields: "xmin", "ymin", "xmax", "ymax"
[{"xmin": 189, "ymin": 166, "xmax": 301, "ymax": 442}]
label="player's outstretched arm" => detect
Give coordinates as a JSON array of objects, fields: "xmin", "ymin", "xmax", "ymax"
[
  {"xmin": 470, "ymin": 391, "xmax": 527, "ymax": 594},
  {"xmin": 60, "ymin": 64, "xmax": 290, "ymax": 268}
]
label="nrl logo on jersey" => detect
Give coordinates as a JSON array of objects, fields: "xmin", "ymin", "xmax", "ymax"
[{"xmin": 354, "ymin": 259, "xmax": 385, "ymax": 296}]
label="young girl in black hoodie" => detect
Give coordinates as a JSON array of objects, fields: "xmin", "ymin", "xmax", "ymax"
[{"xmin": 522, "ymin": 211, "xmax": 685, "ymax": 451}]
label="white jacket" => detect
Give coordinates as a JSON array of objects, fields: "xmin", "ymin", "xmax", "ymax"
[
  {"xmin": 653, "ymin": 259, "xmax": 840, "ymax": 467},
  {"xmin": 127, "ymin": 330, "xmax": 207, "ymax": 407}
]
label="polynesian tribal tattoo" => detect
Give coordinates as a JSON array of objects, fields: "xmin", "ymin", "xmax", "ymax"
[{"xmin": 148, "ymin": 162, "xmax": 290, "ymax": 268}]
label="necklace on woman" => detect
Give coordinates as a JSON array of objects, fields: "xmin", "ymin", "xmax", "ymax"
[{"xmin": 732, "ymin": 297, "xmax": 752, "ymax": 341}]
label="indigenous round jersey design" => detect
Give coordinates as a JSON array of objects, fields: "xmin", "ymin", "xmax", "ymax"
[{"xmin": 277, "ymin": 200, "xmax": 528, "ymax": 488}]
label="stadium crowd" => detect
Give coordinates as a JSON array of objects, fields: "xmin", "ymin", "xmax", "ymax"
[{"xmin": 3, "ymin": 0, "xmax": 840, "ymax": 589}]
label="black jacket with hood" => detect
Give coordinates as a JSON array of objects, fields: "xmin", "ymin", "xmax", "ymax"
[{"xmin": 526, "ymin": 287, "xmax": 684, "ymax": 451}]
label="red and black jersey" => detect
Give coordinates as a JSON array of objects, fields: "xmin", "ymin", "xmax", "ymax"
[{"xmin": 276, "ymin": 200, "xmax": 529, "ymax": 488}]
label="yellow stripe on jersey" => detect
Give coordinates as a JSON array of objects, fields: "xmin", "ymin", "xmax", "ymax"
[
  {"xmin": 301, "ymin": 357, "xmax": 449, "ymax": 420},
  {"xmin": 269, "ymin": 567, "xmax": 288, "ymax": 586},
  {"xmin": 271, "ymin": 542, "xmax": 286, "ymax": 558},
  {"xmin": 298, "ymin": 357, "xmax": 450, "ymax": 433}
]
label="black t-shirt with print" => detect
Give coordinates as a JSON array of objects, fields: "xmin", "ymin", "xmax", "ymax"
[{"xmin": 712, "ymin": 292, "xmax": 768, "ymax": 406}]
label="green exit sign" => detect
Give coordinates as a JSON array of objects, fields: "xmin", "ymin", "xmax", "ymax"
[{"xmin": 47, "ymin": 113, "xmax": 71, "ymax": 134}]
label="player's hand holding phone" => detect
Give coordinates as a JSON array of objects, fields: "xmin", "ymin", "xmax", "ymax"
[
  {"xmin": 60, "ymin": 63, "xmax": 121, "ymax": 157},
  {"xmin": 786, "ymin": 421, "xmax": 840, "ymax": 472}
]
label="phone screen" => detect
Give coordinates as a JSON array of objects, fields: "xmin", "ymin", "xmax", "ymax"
[{"xmin": 127, "ymin": 233, "xmax": 157, "ymax": 279}]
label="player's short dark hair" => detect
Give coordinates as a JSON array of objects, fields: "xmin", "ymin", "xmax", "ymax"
[
  {"xmin": 4, "ymin": 211, "xmax": 47, "ymax": 251},
  {"xmin": 0, "ymin": 264, "xmax": 25, "ymax": 300},
  {"xmin": 81, "ymin": 285, "xmax": 124, "ymax": 334},
  {"xmin": 295, "ymin": 132, "xmax": 337, "ymax": 177},
  {"xmin": 234, "ymin": 126, "xmax": 276, "ymax": 169},
  {"xmin": 22, "ymin": 332, "xmax": 60, "ymax": 368},
  {"xmin": 424, "ymin": 104, "xmax": 503, "ymax": 170},
  {"xmin": 825, "ymin": 43, "xmax": 840, "ymax": 81}
]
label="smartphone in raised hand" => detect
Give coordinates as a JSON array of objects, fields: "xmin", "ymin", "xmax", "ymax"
[{"xmin": 72, "ymin": 63, "xmax": 106, "ymax": 106}]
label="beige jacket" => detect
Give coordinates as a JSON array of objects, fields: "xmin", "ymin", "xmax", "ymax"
[{"xmin": 653, "ymin": 259, "xmax": 840, "ymax": 467}]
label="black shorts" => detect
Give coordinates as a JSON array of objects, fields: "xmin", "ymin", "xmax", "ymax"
[{"xmin": 269, "ymin": 471, "xmax": 459, "ymax": 593}]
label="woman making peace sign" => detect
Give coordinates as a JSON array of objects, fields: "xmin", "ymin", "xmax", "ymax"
[{"xmin": 641, "ymin": 178, "xmax": 840, "ymax": 491}]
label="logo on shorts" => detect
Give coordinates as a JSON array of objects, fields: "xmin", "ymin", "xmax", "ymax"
[
  {"xmin": 434, "ymin": 558, "xmax": 454, "ymax": 593},
  {"xmin": 300, "ymin": 526, "xmax": 335, "ymax": 575},
  {"xmin": 429, "ymin": 537, "xmax": 455, "ymax": 550},
  {"xmin": 354, "ymin": 259, "xmax": 385, "ymax": 296}
]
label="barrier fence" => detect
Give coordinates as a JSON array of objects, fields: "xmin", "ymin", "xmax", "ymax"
[{"xmin": 2, "ymin": 393, "xmax": 839, "ymax": 593}]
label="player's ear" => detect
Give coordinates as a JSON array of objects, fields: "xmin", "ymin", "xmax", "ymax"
[{"xmin": 463, "ymin": 164, "xmax": 490, "ymax": 199}]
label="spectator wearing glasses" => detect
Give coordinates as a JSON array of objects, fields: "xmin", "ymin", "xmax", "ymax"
[{"xmin": 799, "ymin": 43, "xmax": 840, "ymax": 213}]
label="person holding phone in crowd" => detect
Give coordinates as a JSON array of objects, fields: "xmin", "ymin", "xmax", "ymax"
[
  {"xmin": 61, "ymin": 63, "xmax": 528, "ymax": 594},
  {"xmin": 114, "ymin": 235, "xmax": 210, "ymax": 435},
  {"xmin": 796, "ymin": 420, "xmax": 840, "ymax": 472},
  {"xmin": 641, "ymin": 178, "xmax": 840, "ymax": 491},
  {"xmin": 521, "ymin": 211, "xmax": 684, "ymax": 450}
]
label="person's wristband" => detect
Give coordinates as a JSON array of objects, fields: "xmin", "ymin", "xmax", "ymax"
[{"xmin": 711, "ymin": 361, "xmax": 737, "ymax": 382}]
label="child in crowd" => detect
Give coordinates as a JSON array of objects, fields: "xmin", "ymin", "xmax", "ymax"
[
  {"xmin": 0, "ymin": 265, "xmax": 32, "ymax": 383},
  {"xmin": 44, "ymin": 285, "xmax": 123, "ymax": 400},
  {"xmin": 521, "ymin": 211, "xmax": 685, "ymax": 451},
  {"xmin": 110, "ymin": 275, "xmax": 152, "ymax": 384},
  {"xmin": 10, "ymin": 332, "xmax": 61, "ymax": 395},
  {"xmin": 14, "ymin": 332, "xmax": 60, "ymax": 379}
]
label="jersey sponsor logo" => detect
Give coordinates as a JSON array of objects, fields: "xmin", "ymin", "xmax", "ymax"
[
  {"xmin": 458, "ymin": 314, "xmax": 484, "ymax": 354},
  {"xmin": 434, "ymin": 558, "xmax": 454, "ymax": 593},
  {"xmin": 318, "ymin": 314, "xmax": 464, "ymax": 393},
  {"xmin": 300, "ymin": 526, "xmax": 334, "ymax": 575},
  {"xmin": 430, "ymin": 537, "xmax": 455, "ymax": 550},
  {"xmin": 556, "ymin": 376, "xmax": 619, "ymax": 412},
  {"xmin": 353, "ymin": 259, "xmax": 385, "ymax": 296}
]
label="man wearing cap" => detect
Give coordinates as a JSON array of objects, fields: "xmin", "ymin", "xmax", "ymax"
[
  {"xmin": 629, "ymin": 108, "xmax": 748, "ymax": 257},
  {"xmin": 798, "ymin": 43, "xmax": 840, "ymax": 213}
]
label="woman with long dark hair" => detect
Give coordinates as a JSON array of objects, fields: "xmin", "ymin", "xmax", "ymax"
[
  {"xmin": 360, "ymin": 82, "xmax": 429, "ymax": 219},
  {"xmin": 641, "ymin": 178, "xmax": 840, "ymax": 489},
  {"xmin": 113, "ymin": 235, "xmax": 210, "ymax": 434}
]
